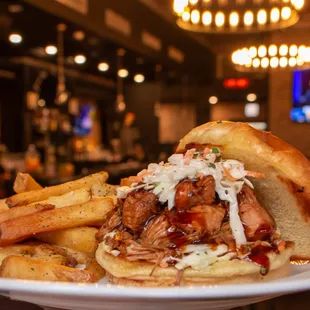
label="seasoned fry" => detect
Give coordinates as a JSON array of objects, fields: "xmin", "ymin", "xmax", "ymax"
[
  {"xmin": 0, "ymin": 203, "xmax": 54, "ymax": 224},
  {"xmin": 36, "ymin": 227, "xmax": 98, "ymax": 254},
  {"xmin": 0, "ymin": 256, "xmax": 96, "ymax": 282},
  {"xmin": 6, "ymin": 171, "xmax": 108, "ymax": 207},
  {"xmin": 85, "ymin": 258, "xmax": 106, "ymax": 281},
  {"xmin": 0, "ymin": 200, "xmax": 9, "ymax": 213},
  {"xmin": 13, "ymin": 173, "xmax": 42, "ymax": 194},
  {"xmin": 91, "ymin": 183, "xmax": 117, "ymax": 197},
  {"xmin": 0, "ymin": 197, "xmax": 114, "ymax": 246}
]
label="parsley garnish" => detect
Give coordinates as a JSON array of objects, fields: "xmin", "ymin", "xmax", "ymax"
[
  {"xmin": 260, "ymin": 267, "xmax": 267, "ymax": 275},
  {"xmin": 193, "ymin": 152, "xmax": 199, "ymax": 159},
  {"xmin": 211, "ymin": 147, "xmax": 220, "ymax": 154},
  {"xmin": 209, "ymin": 163, "xmax": 216, "ymax": 169},
  {"xmin": 216, "ymin": 156, "xmax": 222, "ymax": 162}
]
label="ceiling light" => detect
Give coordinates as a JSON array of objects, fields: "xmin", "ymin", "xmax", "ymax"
[
  {"xmin": 258, "ymin": 45, "xmax": 267, "ymax": 57},
  {"xmin": 268, "ymin": 45, "xmax": 277, "ymax": 56},
  {"xmin": 173, "ymin": 0, "xmax": 302, "ymax": 33},
  {"xmin": 247, "ymin": 93, "xmax": 257, "ymax": 102},
  {"xmin": 73, "ymin": 30, "xmax": 85, "ymax": 41},
  {"xmin": 270, "ymin": 57, "xmax": 279, "ymax": 68},
  {"xmin": 279, "ymin": 57, "xmax": 288, "ymax": 68},
  {"xmin": 289, "ymin": 44, "xmax": 298, "ymax": 56},
  {"xmin": 249, "ymin": 46, "xmax": 257, "ymax": 58},
  {"xmin": 279, "ymin": 44, "xmax": 288, "ymax": 56},
  {"xmin": 8, "ymin": 4, "xmax": 23, "ymax": 13},
  {"xmin": 98, "ymin": 62, "xmax": 109, "ymax": 72},
  {"xmin": 118, "ymin": 69, "xmax": 129, "ymax": 78},
  {"xmin": 209, "ymin": 96, "xmax": 218, "ymax": 104},
  {"xmin": 134, "ymin": 74, "xmax": 145, "ymax": 83},
  {"xmin": 9, "ymin": 33, "xmax": 22, "ymax": 44},
  {"xmin": 45, "ymin": 45, "xmax": 58, "ymax": 55},
  {"xmin": 74, "ymin": 54, "xmax": 86, "ymax": 64},
  {"xmin": 245, "ymin": 103, "xmax": 260, "ymax": 118}
]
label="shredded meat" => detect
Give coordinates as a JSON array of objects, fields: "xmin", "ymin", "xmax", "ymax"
[
  {"xmin": 208, "ymin": 222, "xmax": 236, "ymax": 251},
  {"xmin": 238, "ymin": 185, "xmax": 276, "ymax": 241},
  {"xmin": 166, "ymin": 204, "xmax": 225, "ymax": 235},
  {"xmin": 122, "ymin": 190, "xmax": 158, "ymax": 231},
  {"xmin": 141, "ymin": 214, "xmax": 170, "ymax": 247},
  {"xmin": 97, "ymin": 211, "xmax": 121, "ymax": 242},
  {"xmin": 174, "ymin": 176, "xmax": 215, "ymax": 211}
]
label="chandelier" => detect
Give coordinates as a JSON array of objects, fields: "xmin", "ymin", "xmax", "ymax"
[
  {"xmin": 231, "ymin": 44, "xmax": 310, "ymax": 70},
  {"xmin": 173, "ymin": 0, "xmax": 305, "ymax": 33}
]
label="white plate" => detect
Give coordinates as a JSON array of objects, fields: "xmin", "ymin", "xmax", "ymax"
[{"xmin": 0, "ymin": 264, "xmax": 309, "ymax": 310}]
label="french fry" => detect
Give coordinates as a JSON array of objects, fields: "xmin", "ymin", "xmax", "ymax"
[
  {"xmin": 0, "ymin": 244, "xmax": 77, "ymax": 266},
  {"xmin": 36, "ymin": 227, "xmax": 98, "ymax": 254},
  {"xmin": 13, "ymin": 173, "xmax": 42, "ymax": 194},
  {"xmin": 6, "ymin": 171, "xmax": 108, "ymax": 207},
  {"xmin": 85, "ymin": 258, "xmax": 106, "ymax": 281},
  {"xmin": 0, "ymin": 197, "xmax": 114, "ymax": 246},
  {"xmin": 0, "ymin": 203, "xmax": 54, "ymax": 224},
  {"xmin": 0, "ymin": 256, "xmax": 96, "ymax": 282},
  {"xmin": 91, "ymin": 183, "xmax": 117, "ymax": 197},
  {"xmin": 0, "ymin": 200, "xmax": 9, "ymax": 213},
  {"xmin": 64, "ymin": 247, "xmax": 92, "ymax": 264}
]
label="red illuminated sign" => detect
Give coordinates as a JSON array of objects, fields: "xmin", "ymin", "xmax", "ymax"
[{"xmin": 223, "ymin": 78, "xmax": 250, "ymax": 89}]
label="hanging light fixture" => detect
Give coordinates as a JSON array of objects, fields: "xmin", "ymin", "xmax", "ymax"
[
  {"xmin": 116, "ymin": 48, "xmax": 126, "ymax": 112},
  {"xmin": 232, "ymin": 44, "xmax": 310, "ymax": 71},
  {"xmin": 172, "ymin": 0, "xmax": 304, "ymax": 33}
]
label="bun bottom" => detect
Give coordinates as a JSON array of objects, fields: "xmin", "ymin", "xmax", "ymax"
[{"xmin": 96, "ymin": 242, "xmax": 294, "ymax": 287}]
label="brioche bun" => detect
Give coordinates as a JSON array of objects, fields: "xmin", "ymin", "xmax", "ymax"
[
  {"xmin": 177, "ymin": 121, "xmax": 310, "ymax": 260},
  {"xmin": 96, "ymin": 242, "xmax": 294, "ymax": 287}
]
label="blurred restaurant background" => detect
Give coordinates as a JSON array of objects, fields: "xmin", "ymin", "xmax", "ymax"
[{"xmin": 0, "ymin": 0, "xmax": 309, "ymax": 198}]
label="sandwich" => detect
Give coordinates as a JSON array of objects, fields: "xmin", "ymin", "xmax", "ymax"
[{"xmin": 96, "ymin": 121, "xmax": 310, "ymax": 286}]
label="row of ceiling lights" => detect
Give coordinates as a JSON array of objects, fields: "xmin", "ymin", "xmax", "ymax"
[
  {"xmin": 208, "ymin": 93, "xmax": 257, "ymax": 105},
  {"xmin": 8, "ymin": 32, "xmax": 145, "ymax": 83}
]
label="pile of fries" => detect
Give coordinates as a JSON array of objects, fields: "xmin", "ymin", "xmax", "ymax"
[{"xmin": 0, "ymin": 172, "xmax": 116, "ymax": 283}]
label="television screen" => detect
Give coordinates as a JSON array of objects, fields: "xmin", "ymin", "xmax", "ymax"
[
  {"xmin": 291, "ymin": 68, "xmax": 310, "ymax": 123},
  {"xmin": 73, "ymin": 104, "xmax": 94, "ymax": 136}
]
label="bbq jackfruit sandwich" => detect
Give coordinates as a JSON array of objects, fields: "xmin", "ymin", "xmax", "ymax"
[{"xmin": 96, "ymin": 121, "xmax": 310, "ymax": 286}]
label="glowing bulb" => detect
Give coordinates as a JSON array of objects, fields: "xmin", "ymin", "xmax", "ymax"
[
  {"xmin": 279, "ymin": 44, "xmax": 288, "ymax": 56},
  {"xmin": 270, "ymin": 7, "xmax": 280, "ymax": 23},
  {"xmin": 289, "ymin": 44, "xmax": 298, "ymax": 56},
  {"xmin": 202, "ymin": 11, "xmax": 212, "ymax": 25},
  {"xmin": 252, "ymin": 58, "xmax": 260, "ymax": 68},
  {"xmin": 98, "ymin": 62, "xmax": 109, "ymax": 72},
  {"xmin": 191, "ymin": 9, "xmax": 200, "ymax": 24},
  {"xmin": 182, "ymin": 11, "xmax": 190, "ymax": 21},
  {"xmin": 189, "ymin": 0, "xmax": 198, "ymax": 4},
  {"xmin": 270, "ymin": 57, "xmax": 279, "ymax": 68},
  {"xmin": 279, "ymin": 57, "xmax": 288, "ymax": 67},
  {"xmin": 229, "ymin": 12, "xmax": 239, "ymax": 27},
  {"xmin": 45, "ymin": 45, "xmax": 57, "ymax": 55},
  {"xmin": 281, "ymin": 7, "xmax": 291, "ymax": 20},
  {"xmin": 297, "ymin": 57, "xmax": 304, "ymax": 66},
  {"xmin": 118, "ymin": 69, "xmax": 129, "ymax": 78},
  {"xmin": 258, "ymin": 45, "xmax": 267, "ymax": 57},
  {"xmin": 291, "ymin": 0, "xmax": 304, "ymax": 10},
  {"xmin": 215, "ymin": 12, "xmax": 225, "ymax": 27},
  {"xmin": 209, "ymin": 96, "xmax": 218, "ymax": 104},
  {"xmin": 244, "ymin": 11, "xmax": 254, "ymax": 26},
  {"xmin": 249, "ymin": 46, "xmax": 257, "ymax": 58},
  {"xmin": 298, "ymin": 45, "xmax": 306, "ymax": 56},
  {"xmin": 8, "ymin": 33, "xmax": 22, "ymax": 44},
  {"xmin": 247, "ymin": 93, "xmax": 257, "ymax": 102},
  {"xmin": 257, "ymin": 9, "xmax": 267, "ymax": 25},
  {"xmin": 289, "ymin": 57, "xmax": 297, "ymax": 67},
  {"xmin": 173, "ymin": 0, "xmax": 188, "ymax": 15},
  {"xmin": 268, "ymin": 45, "xmax": 277, "ymax": 56},
  {"xmin": 74, "ymin": 54, "xmax": 86, "ymax": 64},
  {"xmin": 261, "ymin": 57, "xmax": 269, "ymax": 68},
  {"xmin": 134, "ymin": 74, "xmax": 145, "ymax": 83}
]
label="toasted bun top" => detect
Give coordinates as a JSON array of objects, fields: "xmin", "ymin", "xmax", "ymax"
[{"xmin": 177, "ymin": 121, "xmax": 310, "ymax": 259}]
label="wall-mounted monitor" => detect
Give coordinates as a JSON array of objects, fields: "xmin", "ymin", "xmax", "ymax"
[{"xmin": 291, "ymin": 68, "xmax": 310, "ymax": 123}]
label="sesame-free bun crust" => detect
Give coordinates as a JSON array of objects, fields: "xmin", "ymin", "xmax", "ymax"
[
  {"xmin": 177, "ymin": 121, "xmax": 310, "ymax": 260},
  {"xmin": 96, "ymin": 242, "xmax": 294, "ymax": 287}
]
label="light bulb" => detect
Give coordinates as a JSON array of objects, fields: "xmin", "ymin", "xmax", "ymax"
[
  {"xmin": 291, "ymin": 0, "xmax": 304, "ymax": 10},
  {"xmin": 45, "ymin": 45, "xmax": 57, "ymax": 55},
  {"xmin": 74, "ymin": 54, "xmax": 86, "ymax": 64},
  {"xmin": 229, "ymin": 12, "xmax": 239, "ymax": 27},
  {"xmin": 209, "ymin": 96, "xmax": 218, "ymax": 104},
  {"xmin": 268, "ymin": 45, "xmax": 277, "ymax": 56},
  {"xmin": 247, "ymin": 93, "xmax": 257, "ymax": 102},
  {"xmin": 118, "ymin": 69, "xmax": 129, "ymax": 78},
  {"xmin": 279, "ymin": 57, "xmax": 288, "ymax": 67},
  {"xmin": 258, "ymin": 45, "xmax": 267, "ymax": 57},
  {"xmin": 134, "ymin": 74, "xmax": 145, "ymax": 83},
  {"xmin": 173, "ymin": 0, "xmax": 188, "ymax": 15},
  {"xmin": 98, "ymin": 62, "xmax": 109, "ymax": 72},
  {"xmin": 249, "ymin": 46, "xmax": 257, "ymax": 58},
  {"xmin": 270, "ymin": 7, "xmax": 280, "ymax": 23},
  {"xmin": 202, "ymin": 11, "xmax": 212, "ymax": 25},
  {"xmin": 252, "ymin": 58, "xmax": 260, "ymax": 68},
  {"xmin": 281, "ymin": 7, "xmax": 291, "ymax": 20},
  {"xmin": 270, "ymin": 57, "xmax": 279, "ymax": 68},
  {"xmin": 215, "ymin": 12, "xmax": 225, "ymax": 27},
  {"xmin": 191, "ymin": 9, "xmax": 200, "ymax": 24},
  {"xmin": 289, "ymin": 44, "xmax": 298, "ymax": 56},
  {"xmin": 244, "ymin": 11, "xmax": 254, "ymax": 26},
  {"xmin": 289, "ymin": 57, "xmax": 297, "ymax": 67},
  {"xmin": 279, "ymin": 44, "xmax": 288, "ymax": 56},
  {"xmin": 261, "ymin": 57, "xmax": 269, "ymax": 68},
  {"xmin": 257, "ymin": 9, "xmax": 267, "ymax": 25},
  {"xmin": 182, "ymin": 11, "xmax": 190, "ymax": 21},
  {"xmin": 8, "ymin": 33, "xmax": 22, "ymax": 44},
  {"xmin": 189, "ymin": 0, "xmax": 198, "ymax": 4}
]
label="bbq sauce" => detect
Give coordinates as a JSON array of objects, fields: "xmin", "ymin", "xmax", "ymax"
[{"xmin": 248, "ymin": 244, "xmax": 279, "ymax": 275}]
